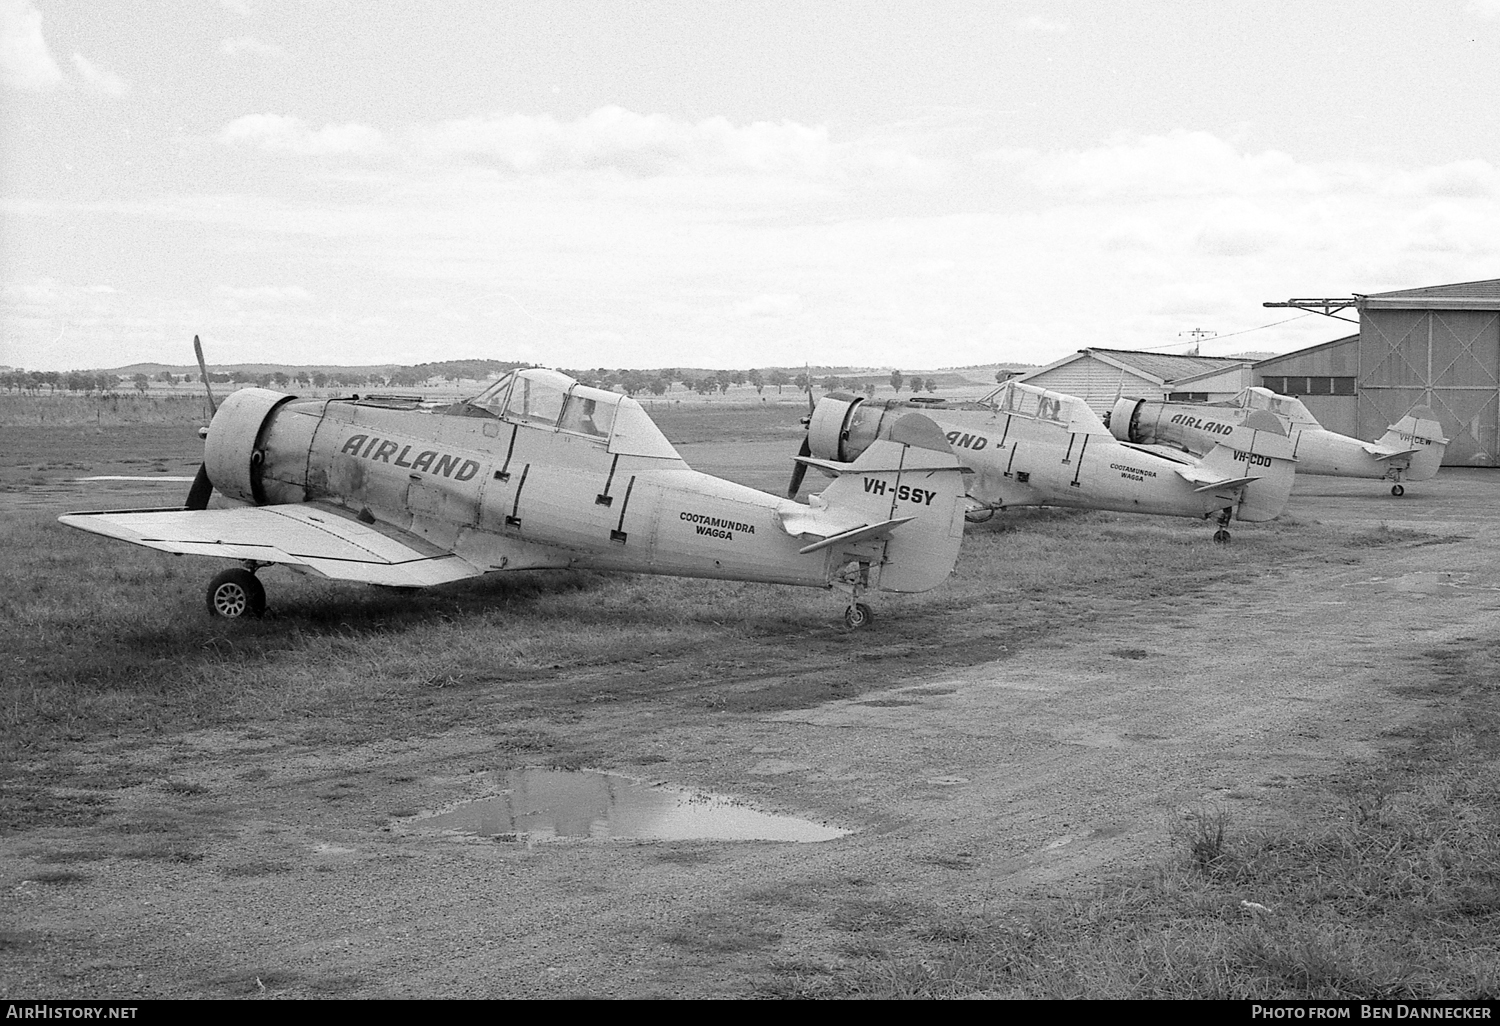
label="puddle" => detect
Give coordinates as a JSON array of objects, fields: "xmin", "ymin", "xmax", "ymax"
[
  {"xmin": 413, "ymin": 768, "xmax": 851, "ymax": 843},
  {"xmin": 1353, "ymin": 571, "xmax": 1469, "ymax": 597}
]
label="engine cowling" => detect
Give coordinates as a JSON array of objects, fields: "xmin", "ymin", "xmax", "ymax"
[
  {"xmin": 806, "ymin": 392, "xmax": 866, "ymax": 462},
  {"xmin": 204, "ymin": 387, "xmax": 298, "ymax": 504},
  {"xmin": 1108, "ymin": 396, "xmax": 1146, "ymax": 444}
]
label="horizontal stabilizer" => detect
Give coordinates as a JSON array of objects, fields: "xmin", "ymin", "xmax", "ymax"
[
  {"xmin": 797, "ymin": 517, "xmax": 916, "ymax": 554},
  {"xmin": 1189, "ymin": 475, "xmax": 1257, "ymax": 493},
  {"xmin": 1363, "ymin": 444, "xmax": 1419, "ymax": 461},
  {"xmin": 58, "ymin": 504, "xmax": 484, "ymax": 587}
]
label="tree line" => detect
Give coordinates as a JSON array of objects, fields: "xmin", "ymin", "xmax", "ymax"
[{"xmin": 3, "ymin": 364, "xmax": 940, "ymax": 398}]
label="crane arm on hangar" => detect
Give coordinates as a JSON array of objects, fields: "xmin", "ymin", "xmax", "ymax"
[{"xmin": 1262, "ymin": 297, "xmax": 1360, "ymax": 323}]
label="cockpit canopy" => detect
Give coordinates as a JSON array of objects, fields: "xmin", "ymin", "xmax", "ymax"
[
  {"xmin": 1235, "ymin": 387, "xmax": 1319, "ymax": 427},
  {"xmin": 470, "ymin": 368, "xmax": 680, "ymax": 459},
  {"xmin": 978, "ymin": 379, "xmax": 1108, "ymax": 435}
]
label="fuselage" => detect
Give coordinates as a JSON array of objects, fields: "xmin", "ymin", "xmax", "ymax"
[
  {"xmin": 807, "ymin": 381, "xmax": 1290, "ymax": 523},
  {"xmin": 1112, "ymin": 389, "xmax": 1445, "ymax": 483},
  {"xmin": 207, "ymin": 369, "xmax": 960, "ymax": 593}
]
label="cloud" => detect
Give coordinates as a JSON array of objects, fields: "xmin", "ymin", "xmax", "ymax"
[
  {"xmin": 218, "ymin": 113, "xmax": 388, "ymax": 156},
  {"xmin": 1383, "ymin": 159, "xmax": 1498, "ymax": 199},
  {"xmin": 213, "ymin": 284, "xmax": 313, "ymax": 303},
  {"xmin": 997, "ymin": 130, "xmax": 1328, "ymax": 200},
  {"xmin": 213, "ymin": 106, "xmax": 939, "ymax": 188},
  {"xmin": 71, "ymin": 52, "xmax": 126, "ymax": 95},
  {"xmin": 1015, "ymin": 15, "xmax": 1069, "ymax": 34},
  {"xmin": 410, "ymin": 107, "xmax": 835, "ymax": 178},
  {"xmin": 1, "ymin": 0, "xmax": 63, "ymax": 91},
  {"xmin": 1467, "ymin": 0, "xmax": 1500, "ymax": 18},
  {"xmin": 221, "ymin": 35, "xmax": 287, "ymax": 59}
]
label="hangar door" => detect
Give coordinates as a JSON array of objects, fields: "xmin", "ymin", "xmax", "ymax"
[{"xmin": 1358, "ymin": 308, "xmax": 1500, "ymax": 466}]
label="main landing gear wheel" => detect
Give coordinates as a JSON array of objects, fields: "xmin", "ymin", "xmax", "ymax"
[
  {"xmin": 206, "ymin": 568, "xmax": 266, "ymax": 619},
  {"xmin": 1391, "ymin": 484, "xmax": 1405, "ymax": 497},
  {"xmin": 844, "ymin": 602, "xmax": 874, "ymax": 630},
  {"xmin": 1213, "ymin": 529, "xmax": 1231, "ymax": 544}
]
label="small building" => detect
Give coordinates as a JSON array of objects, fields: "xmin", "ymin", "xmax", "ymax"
[
  {"xmin": 1257, "ymin": 278, "xmax": 1500, "ymax": 466},
  {"xmin": 1017, "ymin": 348, "xmax": 1253, "ymax": 414}
]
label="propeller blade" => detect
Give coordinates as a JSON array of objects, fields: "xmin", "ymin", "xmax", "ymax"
[
  {"xmin": 193, "ymin": 335, "xmax": 218, "ymax": 417},
  {"xmin": 185, "ymin": 463, "xmax": 213, "ymax": 510},
  {"xmin": 787, "ymin": 436, "xmax": 811, "ymax": 498}
]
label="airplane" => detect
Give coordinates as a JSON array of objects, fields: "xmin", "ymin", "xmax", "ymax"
[
  {"xmin": 58, "ymin": 342, "xmax": 970, "ymax": 629},
  {"xmin": 788, "ymin": 378, "xmax": 1298, "ymax": 542},
  {"xmin": 1107, "ymin": 387, "xmax": 1448, "ymax": 497}
]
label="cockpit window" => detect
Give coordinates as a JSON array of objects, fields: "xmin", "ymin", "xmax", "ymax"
[
  {"xmin": 502, "ymin": 370, "xmax": 571, "ymax": 428},
  {"xmin": 979, "ymin": 380, "xmax": 1106, "ymax": 433},
  {"xmin": 558, "ymin": 388, "xmax": 617, "ymax": 438},
  {"xmin": 1238, "ymin": 387, "xmax": 1317, "ymax": 426}
]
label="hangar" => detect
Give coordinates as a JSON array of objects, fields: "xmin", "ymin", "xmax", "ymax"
[
  {"xmin": 1017, "ymin": 348, "xmax": 1252, "ymax": 412},
  {"xmin": 1259, "ymin": 278, "xmax": 1500, "ymax": 466}
]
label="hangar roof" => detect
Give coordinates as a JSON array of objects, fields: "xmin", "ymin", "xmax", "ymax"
[
  {"xmin": 1066, "ymin": 348, "xmax": 1248, "ymax": 385},
  {"xmin": 1361, "ymin": 278, "xmax": 1500, "ymax": 310},
  {"xmin": 1254, "ymin": 334, "xmax": 1358, "ymax": 368}
]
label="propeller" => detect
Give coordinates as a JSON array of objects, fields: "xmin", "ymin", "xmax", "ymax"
[
  {"xmin": 185, "ymin": 335, "xmax": 215, "ymax": 510},
  {"xmin": 786, "ymin": 378, "xmax": 818, "ymax": 498}
]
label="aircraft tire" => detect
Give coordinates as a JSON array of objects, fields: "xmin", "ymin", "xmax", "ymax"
[
  {"xmin": 206, "ymin": 568, "xmax": 266, "ymax": 619},
  {"xmin": 1391, "ymin": 484, "xmax": 1405, "ymax": 497},
  {"xmin": 844, "ymin": 602, "xmax": 874, "ymax": 629},
  {"xmin": 1213, "ymin": 529, "xmax": 1231, "ymax": 544}
]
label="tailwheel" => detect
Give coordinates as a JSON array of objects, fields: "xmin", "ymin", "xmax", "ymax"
[
  {"xmin": 206, "ymin": 568, "xmax": 266, "ymax": 619},
  {"xmin": 1213, "ymin": 529, "xmax": 1231, "ymax": 544},
  {"xmin": 844, "ymin": 602, "xmax": 874, "ymax": 630},
  {"xmin": 1391, "ymin": 484, "xmax": 1405, "ymax": 497}
]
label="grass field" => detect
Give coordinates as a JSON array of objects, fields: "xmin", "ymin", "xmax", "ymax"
[{"xmin": 2, "ymin": 408, "xmax": 1498, "ymax": 999}]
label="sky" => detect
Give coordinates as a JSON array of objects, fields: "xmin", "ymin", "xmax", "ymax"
[{"xmin": 3, "ymin": 0, "xmax": 1500, "ymax": 373}]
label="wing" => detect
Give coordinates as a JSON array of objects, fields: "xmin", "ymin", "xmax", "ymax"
[{"xmin": 58, "ymin": 503, "xmax": 484, "ymax": 587}]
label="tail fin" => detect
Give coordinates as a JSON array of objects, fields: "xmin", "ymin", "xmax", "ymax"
[
  {"xmin": 1196, "ymin": 410, "xmax": 1298, "ymax": 522},
  {"xmin": 810, "ymin": 414, "xmax": 968, "ymax": 593},
  {"xmin": 1375, "ymin": 406, "xmax": 1447, "ymax": 482}
]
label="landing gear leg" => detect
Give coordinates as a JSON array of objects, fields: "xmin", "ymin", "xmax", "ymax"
[
  {"xmin": 833, "ymin": 560, "xmax": 875, "ymax": 630},
  {"xmin": 1212, "ymin": 508, "xmax": 1232, "ymax": 545}
]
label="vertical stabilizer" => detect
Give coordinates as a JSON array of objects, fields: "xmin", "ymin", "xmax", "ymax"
[
  {"xmin": 1377, "ymin": 406, "xmax": 1448, "ymax": 482},
  {"xmin": 812, "ymin": 414, "xmax": 968, "ymax": 593},
  {"xmin": 1196, "ymin": 410, "xmax": 1298, "ymax": 522}
]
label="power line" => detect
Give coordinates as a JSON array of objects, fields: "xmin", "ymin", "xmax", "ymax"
[{"xmin": 1134, "ymin": 312, "xmax": 1316, "ymax": 353}]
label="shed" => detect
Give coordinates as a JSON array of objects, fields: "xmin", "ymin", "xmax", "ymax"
[{"xmin": 1018, "ymin": 348, "xmax": 1253, "ymax": 413}]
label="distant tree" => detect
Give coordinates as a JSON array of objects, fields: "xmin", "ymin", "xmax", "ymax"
[
  {"xmin": 889, "ymin": 370, "xmax": 904, "ymax": 392},
  {"xmin": 312, "ymin": 372, "xmax": 328, "ymax": 389},
  {"xmin": 863, "ymin": 382, "xmax": 876, "ymax": 398},
  {"xmin": 715, "ymin": 370, "xmax": 732, "ymax": 394},
  {"xmin": 132, "ymin": 373, "xmax": 150, "ymax": 394},
  {"xmin": 793, "ymin": 371, "xmax": 810, "ymax": 394},
  {"xmin": 822, "ymin": 376, "xmax": 843, "ymax": 391},
  {"xmin": 747, "ymin": 368, "xmax": 764, "ymax": 394}
]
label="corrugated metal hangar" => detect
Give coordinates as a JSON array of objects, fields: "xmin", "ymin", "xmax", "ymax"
[{"xmin": 1259, "ymin": 278, "xmax": 1500, "ymax": 466}]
